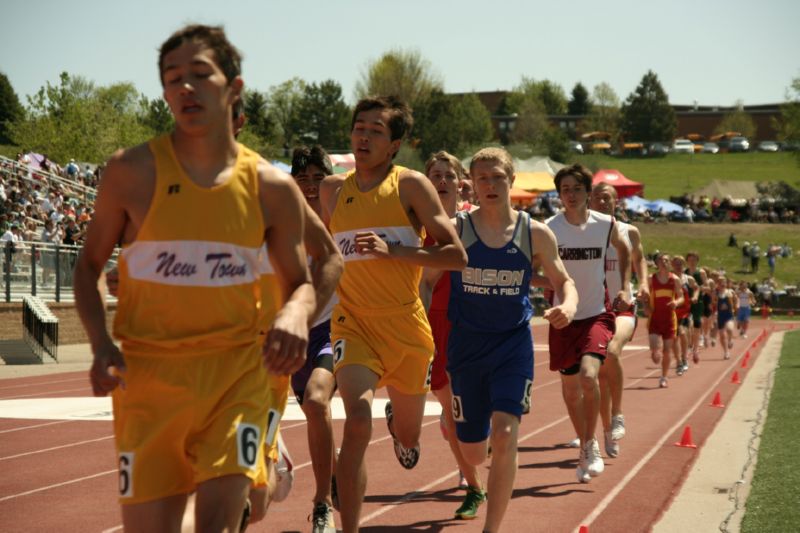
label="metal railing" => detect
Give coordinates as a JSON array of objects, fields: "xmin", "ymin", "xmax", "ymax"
[{"xmin": 2, "ymin": 240, "xmax": 118, "ymax": 303}]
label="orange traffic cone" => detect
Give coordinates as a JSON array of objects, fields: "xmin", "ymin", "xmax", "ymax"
[
  {"xmin": 674, "ymin": 425, "xmax": 697, "ymax": 448},
  {"xmin": 731, "ymin": 371, "xmax": 741, "ymax": 384},
  {"xmin": 578, "ymin": 526, "xmax": 589, "ymax": 533},
  {"xmin": 710, "ymin": 391, "xmax": 725, "ymax": 408},
  {"xmin": 745, "ymin": 350, "xmax": 750, "ymax": 359},
  {"xmin": 740, "ymin": 357, "xmax": 748, "ymax": 369}
]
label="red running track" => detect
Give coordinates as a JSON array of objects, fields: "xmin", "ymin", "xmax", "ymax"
[{"xmin": 0, "ymin": 319, "xmax": 784, "ymax": 532}]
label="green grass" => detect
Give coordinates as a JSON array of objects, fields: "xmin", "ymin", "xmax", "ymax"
[
  {"xmin": 636, "ymin": 223, "xmax": 800, "ymax": 287},
  {"xmin": 741, "ymin": 329, "xmax": 800, "ymax": 533},
  {"xmin": 0, "ymin": 144, "xmax": 20, "ymax": 159},
  {"xmin": 574, "ymin": 152, "xmax": 800, "ymax": 200}
]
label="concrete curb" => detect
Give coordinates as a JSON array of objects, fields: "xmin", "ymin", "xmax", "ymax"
[{"xmin": 653, "ymin": 331, "xmax": 784, "ymax": 533}]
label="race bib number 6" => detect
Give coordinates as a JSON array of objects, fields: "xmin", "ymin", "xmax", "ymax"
[{"xmin": 236, "ymin": 423, "xmax": 261, "ymax": 469}]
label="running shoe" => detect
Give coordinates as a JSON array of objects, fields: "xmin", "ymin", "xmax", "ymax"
[
  {"xmin": 454, "ymin": 485, "xmax": 487, "ymax": 520},
  {"xmin": 604, "ymin": 430, "xmax": 619, "ymax": 458},
  {"xmin": 567, "ymin": 436, "xmax": 581, "ymax": 448},
  {"xmin": 659, "ymin": 376, "xmax": 669, "ymax": 388},
  {"xmin": 724, "ymin": 351, "xmax": 731, "ymax": 360},
  {"xmin": 272, "ymin": 433, "xmax": 294, "ymax": 503},
  {"xmin": 711, "ymin": 337, "xmax": 716, "ymax": 347},
  {"xmin": 309, "ymin": 502, "xmax": 336, "ymax": 533},
  {"xmin": 584, "ymin": 438, "xmax": 604, "ymax": 476},
  {"xmin": 385, "ymin": 401, "xmax": 420, "ymax": 469},
  {"xmin": 676, "ymin": 364, "xmax": 685, "ymax": 376},
  {"xmin": 576, "ymin": 446, "xmax": 591, "ymax": 483},
  {"xmin": 611, "ymin": 414, "xmax": 626, "ymax": 441}
]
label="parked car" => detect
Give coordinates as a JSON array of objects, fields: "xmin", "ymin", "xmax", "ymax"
[
  {"xmin": 757, "ymin": 140, "xmax": 779, "ymax": 152},
  {"xmin": 729, "ymin": 136, "xmax": 750, "ymax": 152},
  {"xmin": 648, "ymin": 142, "xmax": 670, "ymax": 156},
  {"xmin": 672, "ymin": 139, "xmax": 695, "ymax": 154},
  {"xmin": 568, "ymin": 141, "xmax": 584, "ymax": 154},
  {"xmin": 702, "ymin": 142, "xmax": 720, "ymax": 154}
]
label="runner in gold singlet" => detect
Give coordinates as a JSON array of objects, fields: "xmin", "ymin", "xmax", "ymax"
[
  {"xmin": 319, "ymin": 96, "xmax": 467, "ymax": 533},
  {"xmin": 73, "ymin": 25, "xmax": 314, "ymax": 531}
]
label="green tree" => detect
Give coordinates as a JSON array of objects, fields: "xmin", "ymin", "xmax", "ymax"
[
  {"xmin": 7, "ymin": 72, "xmax": 152, "ymax": 163},
  {"xmin": 296, "ymin": 80, "xmax": 351, "ymax": 151},
  {"xmin": 621, "ymin": 70, "xmax": 677, "ymax": 142},
  {"xmin": 714, "ymin": 100, "xmax": 757, "ymax": 139},
  {"xmin": 507, "ymin": 77, "xmax": 567, "ymax": 116},
  {"xmin": 777, "ymin": 77, "xmax": 800, "ymax": 163},
  {"xmin": 585, "ymin": 82, "xmax": 621, "ymax": 140},
  {"xmin": 568, "ymin": 82, "xmax": 591, "ymax": 116},
  {"xmin": 0, "ymin": 72, "xmax": 23, "ymax": 145},
  {"xmin": 413, "ymin": 91, "xmax": 493, "ymax": 159},
  {"xmin": 241, "ymin": 89, "xmax": 279, "ymax": 143},
  {"xmin": 354, "ymin": 48, "xmax": 443, "ymax": 107},
  {"xmin": 139, "ymin": 97, "xmax": 173, "ymax": 135},
  {"xmin": 268, "ymin": 78, "xmax": 306, "ymax": 151}
]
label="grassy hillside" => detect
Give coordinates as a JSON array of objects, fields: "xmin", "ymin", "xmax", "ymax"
[
  {"xmin": 635, "ymin": 222, "xmax": 799, "ymax": 287},
  {"xmin": 574, "ymin": 152, "xmax": 800, "ymax": 200}
]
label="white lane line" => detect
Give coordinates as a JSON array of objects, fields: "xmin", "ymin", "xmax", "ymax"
[
  {"xmin": 0, "ymin": 387, "xmax": 90, "ymax": 400},
  {"xmin": 576, "ymin": 355, "xmax": 745, "ymax": 530},
  {"xmin": 0, "ymin": 469, "xmax": 116, "ymax": 503},
  {"xmin": 0, "ymin": 435, "xmax": 113, "ymax": 461},
  {"xmin": 100, "ymin": 527, "xmax": 123, "ymax": 533},
  {"xmin": 359, "ymin": 354, "xmax": 660, "ymax": 526},
  {"xmin": 0, "ymin": 419, "xmax": 73, "ymax": 434},
  {"xmin": 0, "ymin": 376, "xmax": 86, "ymax": 392}
]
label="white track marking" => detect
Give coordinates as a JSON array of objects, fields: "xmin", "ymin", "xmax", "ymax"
[
  {"xmin": 0, "ymin": 419, "xmax": 73, "ymax": 434},
  {"xmin": 0, "ymin": 376, "xmax": 86, "ymax": 391},
  {"xmin": 0, "ymin": 469, "xmax": 116, "ymax": 503},
  {"xmin": 360, "ymin": 353, "xmax": 661, "ymax": 526},
  {"xmin": 0, "ymin": 386, "xmax": 92, "ymax": 400},
  {"xmin": 576, "ymin": 349, "xmax": 750, "ymax": 530},
  {"xmin": 0, "ymin": 435, "xmax": 113, "ymax": 461}
]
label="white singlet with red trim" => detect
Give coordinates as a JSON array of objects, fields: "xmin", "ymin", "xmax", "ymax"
[
  {"xmin": 605, "ymin": 220, "xmax": 633, "ymax": 300},
  {"xmin": 546, "ymin": 210, "xmax": 613, "ymax": 320}
]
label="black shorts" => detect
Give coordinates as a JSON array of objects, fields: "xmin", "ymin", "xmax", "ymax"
[{"xmin": 559, "ymin": 353, "xmax": 604, "ymax": 376}]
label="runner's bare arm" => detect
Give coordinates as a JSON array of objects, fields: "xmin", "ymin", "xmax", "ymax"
[
  {"xmin": 318, "ymin": 173, "xmax": 347, "ymax": 227},
  {"xmin": 628, "ymin": 225, "xmax": 649, "ymax": 303},
  {"xmin": 260, "ymin": 163, "xmax": 315, "ymax": 375},
  {"xmin": 74, "ymin": 150, "xmax": 138, "ymax": 396},
  {"xmin": 304, "ymin": 204, "xmax": 343, "ymax": 325},
  {"xmin": 357, "ymin": 170, "xmax": 467, "ymax": 269},
  {"xmin": 670, "ymin": 276, "xmax": 684, "ymax": 309},
  {"xmin": 609, "ymin": 221, "xmax": 632, "ymax": 307},
  {"xmin": 531, "ymin": 221, "xmax": 577, "ymax": 329}
]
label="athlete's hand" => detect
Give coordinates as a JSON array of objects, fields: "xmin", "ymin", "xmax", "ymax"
[
  {"xmin": 544, "ymin": 303, "xmax": 574, "ymax": 329},
  {"xmin": 263, "ymin": 302, "xmax": 309, "ymax": 375},
  {"xmin": 105, "ymin": 267, "xmax": 120, "ymax": 297},
  {"xmin": 354, "ymin": 231, "xmax": 390, "ymax": 258},
  {"xmin": 636, "ymin": 286, "xmax": 650, "ymax": 305},
  {"xmin": 89, "ymin": 341, "xmax": 126, "ymax": 396},
  {"xmin": 613, "ymin": 291, "xmax": 633, "ymax": 312}
]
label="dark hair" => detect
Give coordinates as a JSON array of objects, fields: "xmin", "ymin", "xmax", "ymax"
[
  {"xmin": 554, "ymin": 163, "xmax": 594, "ymax": 194},
  {"xmin": 158, "ymin": 24, "xmax": 241, "ymax": 86},
  {"xmin": 291, "ymin": 145, "xmax": 333, "ymax": 177},
  {"xmin": 351, "ymin": 95, "xmax": 413, "ymax": 143}
]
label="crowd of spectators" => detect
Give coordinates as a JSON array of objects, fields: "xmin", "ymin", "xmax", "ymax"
[{"xmin": 1, "ymin": 153, "xmax": 98, "ymax": 283}]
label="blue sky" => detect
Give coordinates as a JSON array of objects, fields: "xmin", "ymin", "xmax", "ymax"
[{"xmin": 2, "ymin": 0, "xmax": 798, "ymax": 107}]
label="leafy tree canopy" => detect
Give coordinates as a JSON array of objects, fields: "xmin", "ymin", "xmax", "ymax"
[
  {"xmin": 354, "ymin": 48, "xmax": 443, "ymax": 107},
  {"xmin": 621, "ymin": 70, "xmax": 677, "ymax": 142}
]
